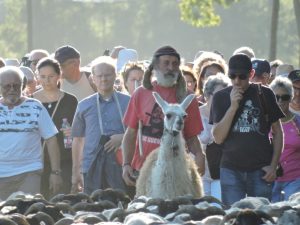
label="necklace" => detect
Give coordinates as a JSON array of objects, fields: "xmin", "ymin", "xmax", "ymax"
[{"xmin": 48, "ymin": 103, "xmax": 52, "ymax": 109}]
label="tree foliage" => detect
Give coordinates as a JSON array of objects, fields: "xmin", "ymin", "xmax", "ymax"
[
  {"xmin": 0, "ymin": 0, "xmax": 298, "ymax": 66},
  {"xmin": 179, "ymin": 0, "xmax": 239, "ymax": 27},
  {"xmin": 0, "ymin": 0, "xmax": 27, "ymax": 58}
]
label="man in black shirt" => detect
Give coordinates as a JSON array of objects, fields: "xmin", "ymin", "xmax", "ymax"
[{"xmin": 210, "ymin": 54, "xmax": 284, "ymax": 206}]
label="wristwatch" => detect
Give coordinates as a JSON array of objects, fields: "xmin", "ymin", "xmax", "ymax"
[{"xmin": 51, "ymin": 170, "xmax": 62, "ymax": 175}]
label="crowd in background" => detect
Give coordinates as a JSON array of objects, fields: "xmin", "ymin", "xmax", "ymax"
[{"xmin": 0, "ymin": 44, "xmax": 300, "ymax": 208}]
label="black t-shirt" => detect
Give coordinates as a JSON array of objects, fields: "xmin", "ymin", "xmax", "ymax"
[
  {"xmin": 43, "ymin": 92, "xmax": 78, "ymax": 162},
  {"xmin": 209, "ymin": 83, "xmax": 284, "ymax": 171}
]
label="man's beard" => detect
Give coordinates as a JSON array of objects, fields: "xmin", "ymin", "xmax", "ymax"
[{"xmin": 154, "ymin": 69, "xmax": 179, "ymax": 88}]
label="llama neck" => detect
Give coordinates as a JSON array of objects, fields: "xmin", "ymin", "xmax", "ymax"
[{"xmin": 158, "ymin": 129, "xmax": 185, "ymax": 160}]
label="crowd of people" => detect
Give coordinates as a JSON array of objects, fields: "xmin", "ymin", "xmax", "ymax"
[{"xmin": 0, "ymin": 44, "xmax": 299, "ymax": 208}]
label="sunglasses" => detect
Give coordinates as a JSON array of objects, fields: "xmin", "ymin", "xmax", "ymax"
[
  {"xmin": 275, "ymin": 94, "xmax": 291, "ymax": 102},
  {"xmin": 228, "ymin": 73, "xmax": 248, "ymax": 80}
]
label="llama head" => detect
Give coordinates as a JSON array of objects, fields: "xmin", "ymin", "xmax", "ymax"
[{"xmin": 152, "ymin": 92, "xmax": 195, "ymax": 135}]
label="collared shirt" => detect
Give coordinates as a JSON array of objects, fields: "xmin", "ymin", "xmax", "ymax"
[{"xmin": 72, "ymin": 91, "xmax": 130, "ymax": 173}]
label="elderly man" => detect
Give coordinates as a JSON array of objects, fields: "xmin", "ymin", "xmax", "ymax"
[
  {"xmin": 122, "ymin": 46, "xmax": 205, "ymax": 189},
  {"xmin": 0, "ymin": 66, "xmax": 62, "ymax": 200},
  {"xmin": 54, "ymin": 45, "xmax": 96, "ymax": 101},
  {"xmin": 71, "ymin": 56, "xmax": 130, "ymax": 194}
]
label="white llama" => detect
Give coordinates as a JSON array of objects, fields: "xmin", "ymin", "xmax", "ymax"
[{"xmin": 136, "ymin": 92, "xmax": 203, "ymax": 199}]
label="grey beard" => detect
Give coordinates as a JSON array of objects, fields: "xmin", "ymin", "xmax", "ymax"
[{"xmin": 154, "ymin": 69, "xmax": 179, "ymax": 88}]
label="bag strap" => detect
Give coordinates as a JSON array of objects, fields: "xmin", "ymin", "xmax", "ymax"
[
  {"xmin": 96, "ymin": 92, "xmax": 125, "ymax": 134},
  {"xmin": 256, "ymin": 83, "xmax": 270, "ymax": 124},
  {"xmin": 42, "ymin": 92, "xmax": 64, "ymax": 151}
]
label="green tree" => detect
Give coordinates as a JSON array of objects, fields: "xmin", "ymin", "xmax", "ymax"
[
  {"xmin": 179, "ymin": 0, "xmax": 300, "ymax": 66},
  {"xmin": 0, "ymin": 0, "xmax": 27, "ymax": 58},
  {"xmin": 179, "ymin": 0, "xmax": 239, "ymax": 27}
]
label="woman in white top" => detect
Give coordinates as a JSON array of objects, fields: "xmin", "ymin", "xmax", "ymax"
[{"xmin": 199, "ymin": 73, "xmax": 230, "ymax": 199}]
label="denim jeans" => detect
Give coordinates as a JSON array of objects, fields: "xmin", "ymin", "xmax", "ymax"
[
  {"xmin": 220, "ymin": 167, "xmax": 272, "ymax": 206},
  {"xmin": 272, "ymin": 177, "xmax": 300, "ymax": 202}
]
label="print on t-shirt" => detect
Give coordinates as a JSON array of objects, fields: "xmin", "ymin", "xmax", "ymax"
[
  {"xmin": 0, "ymin": 103, "xmax": 41, "ymax": 132},
  {"xmin": 233, "ymin": 100, "xmax": 262, "ymax": 134},
  {"xmin": 142, "ymin": 103, "xmax": 164, "ymax": 139}
]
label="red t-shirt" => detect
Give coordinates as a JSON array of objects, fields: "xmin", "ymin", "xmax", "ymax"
[{"xmin": 123, "ymin": 82, "xmax": 203, "ymax": 170}]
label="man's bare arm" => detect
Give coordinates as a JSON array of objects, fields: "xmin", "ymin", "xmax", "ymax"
[
  {"xmin": 122, "ymin": 127, "xmax": 137, "ymax": 186},
  {"xmin": 186, "ymin": 136, "xmax": 205, "ymax": 175},
  {"xmin": 71, "ymin": 137, "xmax": 85, "ymax": 193}
]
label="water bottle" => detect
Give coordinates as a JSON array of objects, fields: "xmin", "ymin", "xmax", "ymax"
[{"xmin": 61, "ymin": 118, "xmax": 72, "ymax": 149}]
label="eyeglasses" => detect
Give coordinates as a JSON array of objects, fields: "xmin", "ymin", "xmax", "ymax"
[
  {"xmin": 275, "ymin": 94, "xmax": 291, "ymax": 102},
  {"xmin": 228, "ymin": 73, "xmax": 248, "ymax": 80},
  {"xmin": 0, "ymin": 83, "xmax": 22, "ymax": 91}
]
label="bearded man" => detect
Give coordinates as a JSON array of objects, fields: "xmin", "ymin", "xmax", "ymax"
[{"xmin": 122, "ymin": 46, "xmax": 205, "ymax": 189}]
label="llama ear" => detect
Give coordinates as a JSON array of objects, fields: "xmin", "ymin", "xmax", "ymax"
[
  {"xmin": 152, "ymin": 92, "xmax": 167, "ymax": 113},
  {"xmin": 180, "ymin": 94, "xmax": 196, "ymax": 111}
]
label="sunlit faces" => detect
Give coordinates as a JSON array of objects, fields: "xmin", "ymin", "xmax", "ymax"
[
  {"xmin": 229, "ymin": 71, "xmax": 253, "ymax": 91},
  {"xmin": 92, "ymin": 63, "xmax": 116, "ymax": 94},
  {"xmin": 273, "ymin": 87, "xmax": 291, "ymax": 114},
  {"xmin": 154, "ymin": 55, "xmax": 180, "ymax": 87},
  {"xmin": 0, "ymin": 72, "xmax": 22, "ymax": 106},
  {"xmin": 125, "ymin": 69, "xmax": 144, "ymax": 95},
  {"xmin": 59, "ymin": 59, "xmax": 77, "ymax": 79},
  {"xmin": 37, "ymin": 66, "xmax": 60, "ymax": 91},
  {"xmin": 183, "ymin": 74, "xmax": 196, "ymax": 93}
]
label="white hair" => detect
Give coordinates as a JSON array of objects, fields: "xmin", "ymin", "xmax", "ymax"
[{"xmin": 0, "ymin": 66, "xmax": 24, "ymax": 84}]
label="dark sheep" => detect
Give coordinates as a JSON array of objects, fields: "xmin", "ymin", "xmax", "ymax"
[
  {"xmin": 0, "ymin": 216, "xmax": 18, "ymax": 225},
  {"xmin": 110, "ymin": 206, "xmax": 150, "ymax": 222},
  {"xmin": 1, "ymin": 198, "xmax": 49, "ymax": 215},
  {"xmin": 90, "ymin": 188, "xmax": 131, "ymax": 207},
  {"xmin": 26, "ymin": 212, "xmax": 55, "ymax": 225},
  {"xmin": 276, "ymin": 208, "xmax": 300, "ymax": 225},
  {"xmin": 72, "ymin": 200, "xmax": 116, "ymax": 212},
  {"xmin": 220, "ymin": 209, "xmax": 275, "ymax": 225},
  {"xmin": 50, "ymin": 192, "xmax": 92, "ymax": 206},
  {"xmin": 7, "ymin": 213, "xmax": 30, "ymax": 225},
  {"xmin": 73, "ymin": 213, "xmax": 107, "ymax": 224},
  {"xmin": 54, "ymin": 202, "xmax": 76, "ymax": 215},
  {"xmin": 24, "ymin": 202, "xmax": 64, "ymax": 222},
  {"xmin": 169, "ymin": 205, "xmax": 225, "ymax": 222}
]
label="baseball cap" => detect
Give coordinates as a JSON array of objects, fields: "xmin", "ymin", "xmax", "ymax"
[
  {"xmin": 251, "ymin": 59, "xmax": 270, "ymax": 76},
  {"xmin": 228, "ymin": 53, "xmax": 252, "ymax": 75},
  {"xmin": 54, "ymin": 45, "xmax": 80, "ymax": 64},
  {"xmin": 288, "ymin": 70, "xmax": 300, "ymax": 83}
]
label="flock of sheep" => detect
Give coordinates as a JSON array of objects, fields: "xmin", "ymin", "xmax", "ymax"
[{"xmin": 0, "ymin": 189, "xmax": 300, "ymax": 225}]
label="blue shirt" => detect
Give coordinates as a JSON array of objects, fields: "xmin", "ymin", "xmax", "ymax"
[{"xmin": 72, "ymin": 91, "xmax": 130, "ymax": 173}]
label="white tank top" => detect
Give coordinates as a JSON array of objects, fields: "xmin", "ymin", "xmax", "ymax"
[{"xmin": 61, "ymin": 72, "xmax": 95, "ymax": 101}]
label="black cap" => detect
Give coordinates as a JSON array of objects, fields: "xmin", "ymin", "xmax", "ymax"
[
  {"xmin": 251, "ymin": 59, "xmax": 270, "ymax": 76},
  {"xmin": 228, "ymin": 53, "xmax": 252, "ymax": 75},
  {"xmin": 153, "ymin": 45, "xmax": 180, "ymax": 61},
  {"xmin": 288, "ymin": 70, "xmax": 300, "ymax": 83},
  {"xmin": 54, "ymin": 45, "xmax": 80, "ymax": 64}
]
